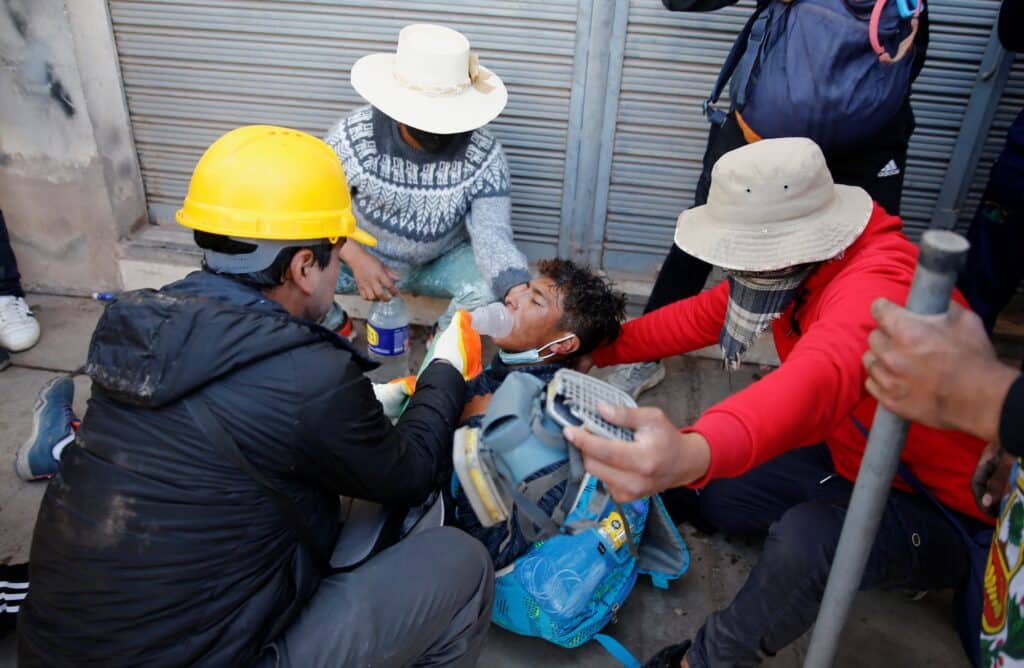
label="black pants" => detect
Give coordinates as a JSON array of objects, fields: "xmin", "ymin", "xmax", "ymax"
[
  {"xmin": 958, "ymin": 108, "xmax": 1024, "ymax": 333},
  {"xmin": 0, "ymin": 210, "xmax": 24, "ymax": 298},
  {"xmin": 644, "ymin": 110, "xmax": 913, "ymax": 313},
  {"xmin": 685, "ymin": 444, "xmax": 978, "ymax": 667}
]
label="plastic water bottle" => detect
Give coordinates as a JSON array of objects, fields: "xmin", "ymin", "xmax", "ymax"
[
  {"xmin": 366, "ymin": 296, "xmax": 410, "ymax": 383},
  {"xmin": 517, "ymin": 527, "xmax": 615, "ymax": 620},
  {"xmin": 470, "ymin": 303, "xmax": 514, "ymax": 338}
]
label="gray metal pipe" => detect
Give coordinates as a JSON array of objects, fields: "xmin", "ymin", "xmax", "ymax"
[{"xmin": 803, "ymin": 230, "xmax": 970, "ymax": 668}]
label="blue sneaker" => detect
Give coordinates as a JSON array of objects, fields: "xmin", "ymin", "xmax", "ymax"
[{"xmin": 15, "ymin": 376, "xmax": 77, "ymax": 481}]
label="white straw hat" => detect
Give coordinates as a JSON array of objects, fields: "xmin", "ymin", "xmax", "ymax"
[
  {"xmin": 674, "ymin": 137, "xmax": 874, "ymax": 272},
  {"xmin": 350, "ymin": 24, "xmax": 508, "ymax": 135}
]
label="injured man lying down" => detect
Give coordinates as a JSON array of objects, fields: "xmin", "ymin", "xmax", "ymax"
[{"xmin": 449, "ymin": 258, "xmax": 627, "ymax": 568}]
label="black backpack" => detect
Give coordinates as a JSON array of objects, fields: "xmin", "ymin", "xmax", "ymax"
[{"xmin": 705, "ymin": 0, "xmax": 922, "ymax": 152}]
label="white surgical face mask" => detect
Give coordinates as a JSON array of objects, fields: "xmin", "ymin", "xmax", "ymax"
[{"xmin": 498, "ymin": 333, "xmax": 577, "ymax": 366}]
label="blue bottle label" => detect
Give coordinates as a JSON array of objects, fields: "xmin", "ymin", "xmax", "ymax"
[{"xmin": 366, "ymin": 324, "xmax": 408, "ymax": 356}]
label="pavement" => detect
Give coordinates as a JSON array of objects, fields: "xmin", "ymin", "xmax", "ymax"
[{"xmin": 0, "ymin": 294, "xmax": 968, "ymax": 666}]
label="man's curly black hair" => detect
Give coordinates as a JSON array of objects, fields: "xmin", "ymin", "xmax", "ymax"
[{"xmin": 538, "ymin": 258, "xmax": 627, "ymax": 356}]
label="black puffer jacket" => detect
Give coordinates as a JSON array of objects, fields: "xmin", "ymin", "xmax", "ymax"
[{"xmin": 17, "ymin": 271, "xmax": 464, "ymax": 666}]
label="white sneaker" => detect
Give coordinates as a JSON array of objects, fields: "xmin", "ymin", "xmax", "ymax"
[
  {"xmin": 0, "ymin": 296, "xmax": 40, "ymax": 352},
  {"xmin": 606, "ymin": 360, "xmax": 667, "ymax": 399}
]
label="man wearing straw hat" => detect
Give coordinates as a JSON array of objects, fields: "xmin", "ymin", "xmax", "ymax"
[
  {"xmin": 323, "ymin": 24, "xmax": 530, "ymax": 336},
  {"xmin": 567, "ymin": 138, "xmax": 992, "ymax": 667}
]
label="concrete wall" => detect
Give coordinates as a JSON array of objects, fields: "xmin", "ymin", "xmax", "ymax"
[{"xmin": 0, "ymin": 0, "xmax": 146, "ymax": 295}]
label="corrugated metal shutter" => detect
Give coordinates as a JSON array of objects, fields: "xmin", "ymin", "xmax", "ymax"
[
  {"xmin": 603, "ymin": 0, "xmax": 753, "ymax": 276},
  {"xmin": 603, "ymin": 0, "xmax": 1019, "ymax": 276},
  {"xmin": 108, "ymin": 0, "xmax": 579, "ymax": 260}
]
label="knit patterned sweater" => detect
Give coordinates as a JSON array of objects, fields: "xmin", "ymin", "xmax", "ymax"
[{"xmin": 325, "ymin": 106, "xmax": 530, "ymax": 298}]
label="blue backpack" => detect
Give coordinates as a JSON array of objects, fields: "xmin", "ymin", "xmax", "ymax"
[
  {"xmin": 491, "ymin": 483, "xmax": 689, "ymax": 662},
  {"xmin": 451, "ymin": 372, "xmax": 690, "ymax": 665},
  {"xmin": 705, "ymin": 0, "xmax": 923, "ymax": 153}
]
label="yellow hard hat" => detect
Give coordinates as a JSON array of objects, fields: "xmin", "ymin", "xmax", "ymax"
[{"xmin": 176, "ymin": 125, "xmax": 376, "ymax": 246}]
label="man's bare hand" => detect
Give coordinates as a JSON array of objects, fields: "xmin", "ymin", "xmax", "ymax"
[
  {"xmin": 563, "ymin": 404, "xmax": 710, "ymax": 502},
  {"xmin": 863, "ymin": 299, "xmax": 1017, "ymax": 443},
  {"xmin": 341, "ymin": 242, "xmax": 400, "ymax": 301},
  {"xmin": 972, "ymin": 442, "xmax": 1015, "ymax": 518}
]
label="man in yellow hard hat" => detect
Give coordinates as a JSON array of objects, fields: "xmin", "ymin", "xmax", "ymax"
[{"xmin": 18, "ymin": 126, "xmax": 493, "ymax": 667}]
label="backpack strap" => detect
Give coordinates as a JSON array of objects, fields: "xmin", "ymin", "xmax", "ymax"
[
  {"xmin": 521, "ymin": 462, "xmax": 570, "ymax": 505},
  {"xmin": 508, "ymin": 480, "xmax": 562, "ymax": 543},
  {"xmin": 593, "ymin": 633, "xmax": 641, "ymax": 668},
  {"xmin": 614, "ymin": 501, "xmax": 640, "ymax": 558},
  {"xmin": 849, "ymin": 417, "xmax": 989, "ymax": 552},
  {"xmin": 552, "ymin": 447, "xmax": 586, "ymax": 526},
  {"xmin": 563, "ymin": 485, "xmax": 639, "ymax": 558},
  {"xmin": 704, "ymin": 1, "xmax": 770, "ymax": 125},
  {"xmin": 485, "ymin": 460, "xmax": 562, "ymax": 543},
  {"xmin": 506, "ymin": 455, "xmax": 574, "ymax": 541},
  {"xmin": 184, "ymin": 395, "xmax": 336, "ymax": 576}
]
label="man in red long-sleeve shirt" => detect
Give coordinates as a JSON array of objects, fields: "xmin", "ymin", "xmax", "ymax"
[{"xmin": 565, "ymin": 138, "xmax": 992, "ymax": 667}]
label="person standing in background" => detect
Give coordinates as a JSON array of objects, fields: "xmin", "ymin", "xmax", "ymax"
[
  {"xmin": 609, "ymin": 0, "xmax": 929, "ymax": 398},
  {"xmin": 0, "ymin": 210, "xmax": 41, "ymax": 370},
  {"xmin": 957, "ymin": 0, "xmax": 1024, "ymax": 333}
]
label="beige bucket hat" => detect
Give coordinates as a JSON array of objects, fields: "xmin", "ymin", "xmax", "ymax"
[
  {"xmin": 350, "ymin": 24, "xmax": 508, "ymax": 135},
  {"xmin": 674, "ymin": 137, "xmax": 874, "ymax": 272}
]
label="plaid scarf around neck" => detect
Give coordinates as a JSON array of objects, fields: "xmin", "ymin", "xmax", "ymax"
[{"xmin": 720, "ymin": 264, "xmax": 816, "ymax": 369}]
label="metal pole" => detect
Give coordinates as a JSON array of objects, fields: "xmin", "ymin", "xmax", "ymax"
[
  {"xmin": 803, "ymin": 230, "xmax": 970, "ymax": 668},
  {"xmin": 928, "ymin": 20, "xmax": 1012, "ymax": 232}
]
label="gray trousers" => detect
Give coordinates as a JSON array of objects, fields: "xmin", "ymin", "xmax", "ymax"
[{"xmin": 260, "ymin": 526, "xmax": 494, "ymax": 667}]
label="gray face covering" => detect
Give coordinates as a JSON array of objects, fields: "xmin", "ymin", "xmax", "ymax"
[
  {"xmin": 203, "ymin": 237, "xmax": 327, "ymax": 274},
  {"xmin": 719, "ymin": 263, "xmax": 817, "ymax": 370}
]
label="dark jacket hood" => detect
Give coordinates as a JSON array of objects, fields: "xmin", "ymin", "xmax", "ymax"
[{"xmin": 86, "ymin": 271, "xmax": 370, "ymax": 407}]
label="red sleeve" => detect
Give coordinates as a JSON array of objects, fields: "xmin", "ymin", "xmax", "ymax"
[
  {"xmin": 592, "ymin": 282, "xmax": 729, "ymax": 367},
  {"xmin": 687, "ymin": 265, "xmax": 911, "ymax": 485}
]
